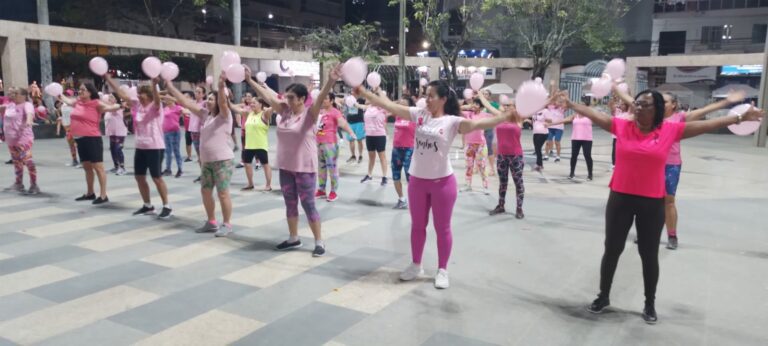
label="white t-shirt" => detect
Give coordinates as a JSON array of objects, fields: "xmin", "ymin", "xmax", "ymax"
[
  {"xmin": 61, "ymin": 104, "xmax": 73, "ymax": 126},
  {"xmin": 408, "ymin": 107, "xmax": 463, "ymax": 179}
]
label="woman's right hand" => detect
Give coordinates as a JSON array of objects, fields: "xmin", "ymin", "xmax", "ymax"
[{"xmin": 244, "ymin": 65, "xmax": 253, "ymax": 81}]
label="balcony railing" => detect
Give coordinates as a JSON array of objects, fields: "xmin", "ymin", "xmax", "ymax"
[
  {"xmin": 654, "ymin": 0, "xmax": 768, "ymax": 13},
  {"xmin": 690, "ymin": 38, "xmax": 765, "ymax": 53}
]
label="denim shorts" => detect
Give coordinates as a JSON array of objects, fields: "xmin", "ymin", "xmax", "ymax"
[
  {"xmin": 547, "ymin": 128, "xmax": 564, "ymax": 141},
  {"xmin": 665, "ymin": 164, "xmax": 682, "ymax": 196}
]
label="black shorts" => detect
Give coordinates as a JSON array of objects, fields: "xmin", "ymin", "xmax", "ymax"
[
  {"xmin": 75, "ymin": 136, "xmax": 104, "ymax": 163},
  {"xmin": 242, "ymin": 149, "xmax": 268, "ymax": 165},
  {"xmin": 134, "ymin": 149, "xmax": 164, "ymax": 178},
  {"xmin": 366, "ymin": 136, "xmax": 387, "ymax": 153},
  {"xmin": 185, "ymin": 131, "xmax": 192, "ymax": 146}
]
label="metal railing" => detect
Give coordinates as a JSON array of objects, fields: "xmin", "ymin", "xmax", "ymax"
[{"xmin": 654, "ymin": 0, "xmax": 768, "ymax": 14}]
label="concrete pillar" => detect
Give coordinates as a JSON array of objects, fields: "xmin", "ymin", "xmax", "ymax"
[
  {"xmin": 205, "ymin": 54, "xmax": 221, "ymax": 88},
  {"xmin": 1, "ymin": 36, "xmax": 29, "ymax": 88},
  {"xmin": 625, "ymin": 60, "xmax": 638, "ymax": 94},
  {"xmin": 231, "ymin": 0, "xmax": 242, "ymax": 101},
  {"xmin": 755, "ymin": 31, "xmax": 767, "ymax": 148},
  {"xmin": 37, "ymin": 0, "xmax": 54, "ymax": 111}
]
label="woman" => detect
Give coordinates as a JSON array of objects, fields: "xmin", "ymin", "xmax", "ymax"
[
  {"xmin": 360, "ymin": 90, "xmax": 390, "ymax": 186},
  {"xmin": 239, "ymin": 99, "xmax": 273, "ymax": 191},
  {"xmin": 235, "ymin": 92, "xmax": 255, "ymax": 169},
  {"xmin": 478, "ymin": 93, "xmax": 525, "ymax": 219},
  {"xmin": 390, "ymin": 98, "xmax": 417, "ymax": 210},
  {"xmin": 561, "ymin": 89, "xmax": 763, "ymax": 324},
  {"xmin": 528, "ymin": 109, "xmax": 550, "ymax": 172},
  {"xmin": 103, "ymin": 95, "xmax": 127, "ymax": 175},
  {"xmin": 245, "ymin": 64, "xmax": 336, "ymax": 257},
  {"xmin": 355, "ymin": 80, "xmax": 515, "ymax": 289},
  {"xmin": 480, "ymin": 89, "xmax": 497, "ymax": 176},
  {"xmin": 344, "ymin": 99, "xmax": 366, "ymax": 164},
  {"xmin": 162, "ymin": 97, "xmax": 184, "ymax": 178},
  {"xmin": 106, "ymin": 75, "xmax": 172, "ymax": 219},
  {"xmin": 548, "ymin": 103, "xmax": 595, "ymax": 180},
  {"xmin": 190, "ymin": 86, "xmax": 206, "ymax": 183},
  {"xmin": 462, "ymin": 99, "xmax": 491, "ymax": 194},
  {"xmin": 166, "ymin": 74, "xmax": 234, "ymax": 236},
  {"xmin": 0, "ymin": 88, "xmax": 39, "ymax": 194},
  {"xmin": 59, "ymin": 82, "xmax": 119, "ymax": 204},
  {"xmin": 55, "ymin": 96, "xmax": 80, "ymax": 167},
  {"xmin": 315, "ymin": 92, "xmax": 356, "ymax": 202},
  {"xmin": 544, "ymin": 82, "xmax": 566, "ymax": 162}
]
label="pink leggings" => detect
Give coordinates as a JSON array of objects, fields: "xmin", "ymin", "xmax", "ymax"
[{"xmin": 408, "ymin": 174, "xmax": 457, "ymax": 269}]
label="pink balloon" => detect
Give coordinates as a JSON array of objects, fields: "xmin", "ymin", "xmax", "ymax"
[
  {"xmin": 463, "ymin": 88, "xmax": 474, "ymax": 100},
  {"xmin": 226, "ymin": 64, "xmax": 246, "ymax": 83},
  {"xmin": 205, "ymin": 75, "xmax": 213, "ymax": 85},
  {"xmin": 419, "ymin": 78, "xmax": 428, "ymax": 87},
  {"xmin": 617, "ymin": 82, "xmax": 629, "ymax": 94},
  {"xmin": 220, "ymin": 50, "xmax": 241, "ymax": 71},
  {"xmin": 515, "ymin": 80, "xmax": 549, "ymax": 117},
  {"xmin": 534, "ymin": 77, "xmax": 543, "ymax": 84},
  {"xmin": 604, "ymin": 58, "xmax": 626, "ymax": 81},
  {"xmin": 416, "ymin": 98, "xmax": 427, "ymax": 109},
  {"xmin": 89, "ymin": 57, "xmax": 109, "ymax": 76},
  {"xmin": 341, "ymin": 57, "xmax": 367, "ymax": 87},
  {"xmin": 36, "ymin": 106, "xmax": 46, "ymax": 113},
  {"xmin": 256, "ymin": 72, "xmax": 267, "ymax": 83},
  {"xmin": 366, "ymin": 72, "xmax": 382, "ymax": 88},
  {"xmin": 345, "ymin": 95, "xmax": 357, "ymax": 108},
  {"xmin": 469, "ymin": 72, "xmax": 484, "ymax": 91},
  {"xmin": 727, "ymin": 104, "xmax": 762, "ymax": 136},
  {"xmin": 44, "ymin": 82, "xmax": 63, "ymax": 97},
  {"xmin": 591, "ymin": 77, "xmax": 612, "ymax": 98},
  {"xmin": 161, "ymin": 62, "xmax": 179, "ymax": 81},
  {"xmin": 499, "ymin": 94, "xmax": 510, "ymax": 105},
  {"xmin": 141, "ymin": 57, "xmax": 162, "ymax": 78}
]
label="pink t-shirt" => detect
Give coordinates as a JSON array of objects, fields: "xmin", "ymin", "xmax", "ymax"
[
  {"xmin": 462, "ymin": 111, "xmax": 489, "ymax": 144},
  {"xmin": 163, "ymin": 104, "xmax": 183, "ymax": 133},
  {"xmin": 131, "ymin": 100, "xmax": 164, "ymax": 150},
  {"xmin": 364, "ymin": 106, "xmax": 388, "ymax": 137},
  {"xmin": 665, "ymin": 111, "xmax": 686, "ymax": 165},
  {"xmin": 612, "ymin": 108, "xmax": 633, "ymax": 139},
  {"xmin": 571, "ymin": 115, "xmax": 593, "ymax": 141},
  {"xmin": 316, "ymin": 107, "xmax": 342, "ymax": 144},
  {"xmin": 393, "ymin": 118, "xmax": 416, "ymax": 148},
  {"xmin": 186, "ymin": 101, "xmax": 204, "ymax": 132},
  {"xmin": 610, "ymin": 118, "xmax": 686, "ymax": 198},
  {"xmin": 495, "ymin": 122, "xmax": 522, "ymax": 156},
  {"xmin": 199, "ymin": 109, "xmax": 234, "ymax": 163},
  {"xmin": 70, "ymin": 99, "xmax": 102, "ymax": 137},
  {"xmin": 276, "ymin": 108, "xmax": 318, "ymax": 173},
  {"xmin": 532, "ymin": 111, "xmax": 549, "ymax": 134},
  {"xmin": 543, "ymin": 106, "xmax": 565, "ymax": 130},
  {"xmin": 104, "ymin": 110, "xmax": 127, "ymax": 137},
  {"xmin": 408, "ymin": 107, "xmax": 463, "ymax": 179},
  {"xmin": 2, "ymin": 102, "xmax": 34, "ymax": 146}
]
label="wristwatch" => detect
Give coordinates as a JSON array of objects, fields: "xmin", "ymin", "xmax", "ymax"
[{"xmin": 735, "ymin": 114, "xmax": 743, "ymax": 124}]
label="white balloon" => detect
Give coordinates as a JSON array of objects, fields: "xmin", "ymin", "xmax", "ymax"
[
  {"xmin": 515, "ymin": 80, "xmax": 549, "ymax": 117},
  {"xmin": 469, "ymin": 72, "xmax": 484, "ymax": 91},
  {"xmin": 366, "ymin": 72, "xmax": 382, "ymax": 88},
  {"xmin": 416, "ymin": 98, "xmax": 427, "ymax": 109},
  {"xmin": 345, "ymin": 95, "xmax": 357, "ymax": 108},
  {"xmin": 256, "ymin": 72, "xmax": 267, "ymax": 83}
]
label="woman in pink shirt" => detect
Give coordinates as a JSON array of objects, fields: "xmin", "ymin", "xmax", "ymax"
[
  {"xmin": 166, "ymin": 74, "xmax": 234, "ymax": 236},
  {"xmin": 189, "ymin": 86, "xmax": 206, "ymax": 181},
  {"xmin": 161, "ymin": 98, "xmax": 184, "ymax": 178},
  {"xmin": 526, "ymin": 107, "xmax": 551, "ymax": 172},
  {"xmin": 103, "ymin": 94, "xmax": 127, "ymax": 176},
  {"xmin": 355, "ymin": 80, "xmax": 515, "ymax": 289},
  {"xmin": 360, "ymin": 89, "xmax": 390, "ymax": 186},
  {"xmin": 106, "ymin": 75, "xmax": 172, "ymax": 219},
  {"xmin": 562, "ymin": 88, "xmax": 763, "ymax": 324},
  {"xmin": 59, "ymin": 82, "xmax": 120, "ymax": 204},
  {"xmin": 549, "ymin": 103, "xmax": 595, "ymax": 180},
  {"xmin": 245, "ymin": 64, "xmax": 339, "ymax": 257},
  {"xmin": 314, "ymin": 92, "xmax": 355, "ymax": 202},
  {"xmin": 478, "ymin": 94, "xmax": 526, "ymax": 219},
  {"xmin": 461, "ymin": 99, "xmax": 491, "ymax": 194},
  {"xmin": 389, "ymin": 98, "xmax": 417, "ymax": 209},
  {"xmin": 0, "ymin": 88, "xmax": 39, "ymax": 194}
]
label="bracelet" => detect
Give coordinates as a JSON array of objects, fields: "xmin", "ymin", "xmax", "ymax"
[{"xmin": 735, "ymin": 114, "xmax": 742, "ymax": 124}]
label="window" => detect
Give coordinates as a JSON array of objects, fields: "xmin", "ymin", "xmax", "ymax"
[
  {"xmin": 753, "ymin": 24, "xmax": 768, "ymax": 43},
  {"xmin": 701, "ymin": 26, "xmax": 724, "ymax": 44}
]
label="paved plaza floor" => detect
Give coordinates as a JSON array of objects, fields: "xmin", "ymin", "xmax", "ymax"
[{"xmin": 0, "ymin": 128, "xmax": 766, "ymax": 345}]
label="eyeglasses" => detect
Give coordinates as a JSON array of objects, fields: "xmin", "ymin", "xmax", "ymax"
[{"xmin": 633, "ymin": 100, "xmax": 653, "ymax": 109}]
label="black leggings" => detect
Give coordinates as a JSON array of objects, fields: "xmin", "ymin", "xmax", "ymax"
[
  {"xmin": 599, "ymin": 191, "xmax": 665, "ymax": 304},
  {"xmin": 496, "ymin": 154, "xmax": 524, "ymax": 210},
  {"xmin": 611, "ymin": 138, "xmax": 617, "ymax": 166},
  {"xmin": 570, "ymin": 140, "xmax": 593, "ymax": 177},
  {"xmin": 533, "ymin": 134, "xmax": 548, "ymax": 167}
]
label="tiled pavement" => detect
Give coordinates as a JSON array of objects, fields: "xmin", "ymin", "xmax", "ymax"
[{"xmin": 0, "ymin": 129, "xmax": 767, "ymax": 345}]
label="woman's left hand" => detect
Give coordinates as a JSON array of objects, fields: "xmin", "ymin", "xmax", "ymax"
[
  {"xmin": 742, "ymin": 106, "xmax": 765, "ymax": 122},
  {"xmin": 329, "ymin": 63, "xmax": 343, "ymax": 81}
]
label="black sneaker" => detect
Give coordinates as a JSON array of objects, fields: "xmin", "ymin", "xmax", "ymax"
[
  {"xmin": 175, "ymin": 170, "xmax": 183, "ymax": 178},
  {"xmin": 184, "ymin": 157, "xmax": 193, "ymax": 162},
  {"xmin": 157, "ymin": 207, "xmax": 173, "ymax": 219},
  {"xmin": 275, "ymin": 239, "xmax": 303, "ymax": 251},
  {"xmin": 568, "ymin": 174, "xmax": 575, "ymax": 179},
  {"xmin": 4, "ymin": 159, "xmax": 11, "ymax": 164},
  {"xmin": 193, "ymin": 176, "xmax": 201, "ymax": 183},
  {"xmin": 666, "ymin": 236, "xmax": 678, "ymax": 250},
  {"xmin": 162, "ymin": 169, "xmax": 172, "ymax": 177},
  {"xmin": 75, "ymin": 193, "xmax": 96, "ymax": 201},
  {"xmin": 312, "ymin": 245, "xmax": 326, "ymax": 257},
  {"xmin": 587, "ymin": 176, "xmax": 593, "ymax": 181},
  {"xmin": 489, "ymin": 205, "xmax": 505, "ymax": 216},
  {"xmin": 642, "ymin": 303, "xmax": 658, "ymax": 324},
  {"xmin": 357, "ymin": 157, "xmax": 363, "ymax": 164},
  {"xmin": 133, "ymin": 205, "xmax": 155, "ymax": 215},
  {"xmin": 236, "ymin": 162, "xmax": 244, "ymax": 169},
  {"xmin": 380, "ymin": 177, "xmax": 388, "ymax": 186},
  {"xmin": 587, "ymin": 296, "xmax": 610, "ymax": 314},
  {"xmin": 92, "ymin": 196, "xmax": 109, "ymax": 205},
  {"xmin": 360, "ymin": 175, "xmax": 372, "ymax": 183},
  {"xmin": 346, "ymin": 156, "xmax": 356, "ymax": 163}
]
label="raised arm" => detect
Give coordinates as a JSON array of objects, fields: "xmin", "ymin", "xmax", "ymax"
[
  {"xmin": 561, "ymin": 92, "xmax": 612, "ymax": 132},
  {"xmin": 104, "ymin": 74, "xmax": 130, "ymax": 103},
  {"xmin": 217, "ymin": 74, "xmax": 230, "ymax": 119},
  {"xmin": 150, "ymin": 78, "xmax": 161, "ymax": 106},
  {"xmin": 477, "ymin": 92, "xmax": 502, "ymax": 116},
  {"xmin": 164, "ymin": 80, "xmax": 204, "ymax": 116},
  {"xmin": 685, "ymin": 90, "xmax": 746, "ymax": 122},
  {"xmin": 244, "ymin": 65, "xmax": 283, "ymax": 111},
  {"xmin": 548, "ymin": 114, "xmax": 575, "ymax": 127},
  {"xmin": 611, "ymin": 85, "xmax": 635, "ymax": 110},
  {"xmin": 337, "ymin": 115, "xmax": 356, "ymax": 140},
  {"xmin": 682, "ymin": 106, "xmax": 764, "ymax": 139},
  {"xmin": 354, "ymin": 86, "xmax": 412, "ymax": 121},
  {"xmin": 309, "ymin": 63, "xmax": 342, "ymax": 122},
  {"xmin": 100, "ymin": 102, "xmax": 121, "ymax": 112},
  {"xmin": 58, "ymin": 95, "xmax": 77, "ymax": 106}
]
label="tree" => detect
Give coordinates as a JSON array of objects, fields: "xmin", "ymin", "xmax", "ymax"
[
  {"xmin": 389, "ymin": 0, "xmax": 485, "ymax": 88},
  {"xmin": 302, "ymin": 22, "xmax": 385, "ymax": 64},
  {"xmin": 482, "ymin": 0, "xmax": 634, "ymax": 78}
]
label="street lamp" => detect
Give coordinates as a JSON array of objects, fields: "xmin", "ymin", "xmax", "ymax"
[
  {"xmin": 201, "ymin": 8, "xmax": 207, "ymax": 14},
  {"xmin": 268, "ymin": 13, "xmax": 274, "ymax": 19},
  {"xmin": 422, "ymin": 40, "xmax": 430, "ymax": 49}
]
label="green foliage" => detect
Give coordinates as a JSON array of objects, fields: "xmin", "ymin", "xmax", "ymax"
[{"xmin": 302, "ymin": 23, "xmax": 384, "ymax": 64}]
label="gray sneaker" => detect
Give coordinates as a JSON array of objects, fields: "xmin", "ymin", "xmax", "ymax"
[
  {"xmin": 4, "ymin": 183, "xmax": 24, "ymax": 192},
  {"xmin": 393, "ymin": 200, "xmax": 408, "ymax": 209},
  {"xmin": 195, "ymin": 221, "xmax": 219, "ymax": 233},
  {"xmin": 214, "ymin": 224, "xmax": 232, "ymax": 237},
  {"xmin": 26, "ymin": 184, "xmax": 41, "ymax": 195}
]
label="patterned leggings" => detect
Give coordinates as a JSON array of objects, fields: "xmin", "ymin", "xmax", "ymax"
[
  {"xmin": 317, "ymin": 143, "xmax": 339, "ymax": 192},
  {"xmin": 280, "ymin": 170, "xmax": 320, "ymax": 222},
  {"xmin": 65, "ymin": 127, "xmax": 77, "ymax": 161},
  {"xmin": 465, "ymin": 143, "xmax": 488, "ymax": 188},
  {"xmin": 10, "ymin": 143, "xmax": 37, "ymax": 185},
  {"xmin": 109, "ymin": 136, "xmax": 126, "ymax": 168},
  {"xmin": 497, "ymin": 154, "xmax": 524, "ymax": 210}
]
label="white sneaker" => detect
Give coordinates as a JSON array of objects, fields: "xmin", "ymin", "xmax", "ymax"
[
  {"xmin": 461, "ymin": 185, "xmax": 473, "ymax": 192},
  {"xmin": 399, "ymin": 263, "xmax": 423, "ymax": 281},
  {"xmin": 434, "ymin": 269, "xmax": 450, "ymax": 289},
  {"xmin": 483, "ymin": 187, "xmax": 490, "ymax": 195}
]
